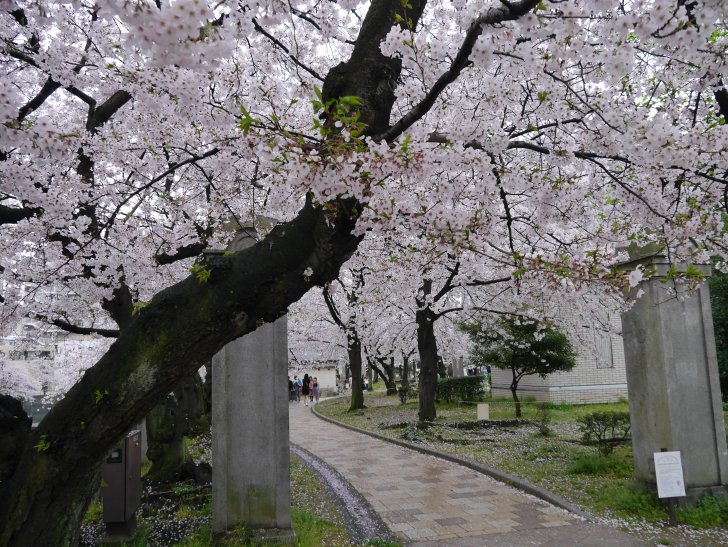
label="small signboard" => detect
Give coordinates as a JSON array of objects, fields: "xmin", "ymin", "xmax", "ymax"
[{"xmin": 654, "ymin": 451, "xmax": 686, "ymax": 499}]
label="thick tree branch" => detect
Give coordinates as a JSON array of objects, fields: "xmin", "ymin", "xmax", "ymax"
[
  {"xmin": 17, "ymin": 78, "xmax": 61, "ymax": 122},
  {"xmin": 323, "ymin": 286, "xmax": 346, "ymax": 329},
  {"xmin": 376, "ymin": 0, "xmax": 541, "ymax": 142},
  {"xmin": 102, "ymin": 283, "xmax": 135, "ymax": 330},
  {"xmin": 0, "ymin": 203, "xmax": 42, "ymax": 225},
  {"xmin": 51, "ymin": 319, "xmax": 119, "ymax": 338},
  {"xmin": 434, "ymin": 262, "xmax": 460, "ymax": 302},
  {"xmin": 466, "ymin": 276, "xmax": 512, "ymax": 287},
  {"xmin": 155, "ymin": 242, "xmax": 208, "ymax": 265},
  {"xmin": 86, "ymin": 90, "xmax": 132, "ymax": 132}
]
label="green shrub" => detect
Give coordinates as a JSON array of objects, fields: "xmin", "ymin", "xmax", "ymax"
[
  {"xmin": 436, "ymin": 376, "xmax": 483, "ymax": 403},
  {"xmin": 536, "ymin": 403, "xmax": 553, "ymax": 436},
  {"xmin": 578, "ymin": 411, "xmax": 631, "ymax": 455}
]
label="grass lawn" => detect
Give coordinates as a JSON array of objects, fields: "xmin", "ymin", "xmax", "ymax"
[{"xmin": 316, "ymin": 387, "xmax": 728, "ymax": 542}]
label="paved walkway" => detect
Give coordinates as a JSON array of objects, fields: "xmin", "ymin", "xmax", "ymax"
[{"xmin": 289, "ymin": 404, "xmax": 647, "ymax": 546}]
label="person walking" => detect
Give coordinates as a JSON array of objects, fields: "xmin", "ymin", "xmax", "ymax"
[
  {"xmin": 294, "ymin": 375, "xmax": 301, "ymax": 403},
  {"xmin": 312, "ymin": 377, "xmax": 320, "ymax": 404},
  {"xmin": 302, "ymin": 374, "xmax": 311, "ymax": 407},
  {"xmin": 288, "ymin": 377, "xmax": 295, "ymax": 402}
]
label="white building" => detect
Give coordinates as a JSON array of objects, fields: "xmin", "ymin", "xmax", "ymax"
[{"xmin": 490, "ymin": 312, "xmax": 628, "ymax": 404}]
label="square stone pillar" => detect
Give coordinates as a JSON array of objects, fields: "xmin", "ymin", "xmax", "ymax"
[
  {"xmin": 620, "ymin": 253, "xmax": 728, "ymax": 501},
  {"xmin": 212, "ymin": 316, "xmax": 294, "ymax": 541},
  {"xmin": 211, "ymin": 227, "xmax": 294, "ymax": 542}
]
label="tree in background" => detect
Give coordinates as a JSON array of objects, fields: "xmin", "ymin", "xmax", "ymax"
[{"xmin": 461, "ymin": 318, "xmax": 577, "ymax": 417}]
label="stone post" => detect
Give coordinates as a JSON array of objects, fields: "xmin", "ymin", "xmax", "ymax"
[
  {"xmin": 620, "ymin": 252, "xmax": 728, "ymax": 502},
  {"xmin": 211, "ymin": 228, "xmax": 295, "ymax": 542}
]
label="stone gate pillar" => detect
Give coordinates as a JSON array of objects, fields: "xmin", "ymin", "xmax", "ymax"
[
  {"xmin": 620, "ymin": 251, "xmax": 728, "ymax": 501},
  {"xmin": 211, "ymin": 228, "xmax": 294, "ymax": 542}
]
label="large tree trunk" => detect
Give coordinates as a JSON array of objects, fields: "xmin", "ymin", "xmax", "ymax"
[
  {"xmin": 348, "ymin": 330, "xmax": 365, "ymax": 411},
  {"xmin": 146, "ymin": 391, "xmax": 194, "ymax": 483},
  {"xmin": 0, "ymin": 395, "xmax": 32, "ymax": 482},
  {"xmin": 417, "ymin": 280, "xmax": 440, "ymax": 424}
]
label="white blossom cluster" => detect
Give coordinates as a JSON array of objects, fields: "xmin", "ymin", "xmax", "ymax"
[{"xmin": 0, "ymin": 0, "xmax": 726, "ymax": 397}]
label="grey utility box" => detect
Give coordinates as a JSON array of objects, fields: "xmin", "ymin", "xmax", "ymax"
[{"xmin": 102, "ymin": 430, "xmax": 142, "ymax": 530}]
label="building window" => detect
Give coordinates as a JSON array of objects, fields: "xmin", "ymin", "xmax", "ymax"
[{"xmin": 593, "ymin": 328, "xmax": 614, "ymax": 369}]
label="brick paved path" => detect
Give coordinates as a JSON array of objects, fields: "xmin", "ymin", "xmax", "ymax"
[{"xmin": 289, "ymin": 404, "xmax": 647, "ymax": 546}]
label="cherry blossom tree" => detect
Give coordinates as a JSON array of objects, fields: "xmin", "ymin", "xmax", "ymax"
[
  {"xmin": 322, "ymin": 265, "xmax": 369, "ymax": 409},
  {"xmin": 0, "ymin": 0, "xmax": 726, "ymax": 544}
]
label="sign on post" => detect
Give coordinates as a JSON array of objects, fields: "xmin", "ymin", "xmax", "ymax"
[{"xmin": 654, "ymin": 451, "xmax": 686, "ymax": 499}]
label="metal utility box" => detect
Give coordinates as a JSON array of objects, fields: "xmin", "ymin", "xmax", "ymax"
[{"xmin": 102, "ymin": 430, "xmax": 142, "ymax": 524}]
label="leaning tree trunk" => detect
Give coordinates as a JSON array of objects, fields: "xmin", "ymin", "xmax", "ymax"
[
  {"xmin": 348, "ymin": 329, "xmax": 365, "ymax": 411},
  {"xmin": 417, "ymin": 280, "xmax": 440, "ymax": 424}
]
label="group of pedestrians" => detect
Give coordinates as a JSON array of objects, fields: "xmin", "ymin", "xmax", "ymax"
[{"xmin": 288, "ymin": 373, "xmax": 320, "ymax": 406}]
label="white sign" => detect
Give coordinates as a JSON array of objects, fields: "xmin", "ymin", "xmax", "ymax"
[{"xmin": 654, "ymin": 451, "xmax": 686, "ymax": 499}]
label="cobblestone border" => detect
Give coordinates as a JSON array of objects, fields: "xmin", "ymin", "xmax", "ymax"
[{"xmin": 310, "ymin": 405, "xmax": 594, "ymax": 522}]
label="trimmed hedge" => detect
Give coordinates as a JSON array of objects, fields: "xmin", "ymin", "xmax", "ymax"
[{"xmin": 436, "ymin": 376, "xmax": 484, "ymax": 403}]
